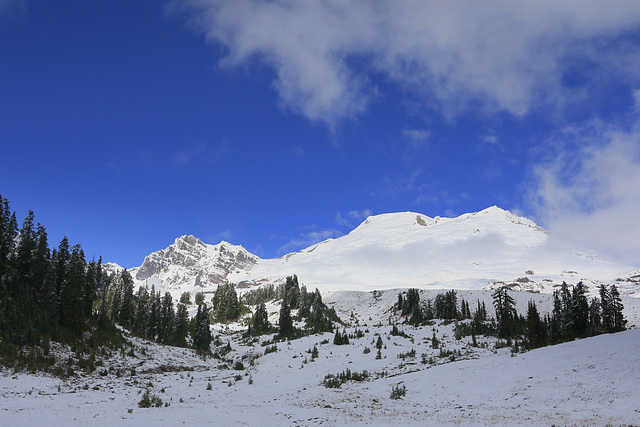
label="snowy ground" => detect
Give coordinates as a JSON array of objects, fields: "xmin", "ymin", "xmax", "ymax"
[{"xmin": 2, "ymin": 289, "xmax": 640, "ymax": 426}]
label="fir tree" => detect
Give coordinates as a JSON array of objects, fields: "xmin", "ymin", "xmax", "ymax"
[
  {"xmin": 571, "ymin": 282, "xmax": 589, "ymax": 338},
  {"xmin": 609, "ymin": 285, "xmax": 626, "ymax": 332},
  {"xmin": 192, "ymin": 303, "xmax": 212, "ymax": 353},
  {"xmin": 172, "ymin": 303, "xmax": 189, "ymax": 347},
  {"xmin": 212, "ymin": 282, "xmax": 240, "ymax": 322},
  {"xmin": 278, "ymin": 300, "xmax": 294, "ymax": 338},
  {"xmin": 306, "ymin": 289, "xmax": 332, "ymax": 333},
  {"xmin": 492, "ymin": 286, "xmax": 516, "ymax": 338},
  {"xmin": 250, "ymin": 302, "xmax": 270, "ymax": 336},
  {"xmin": 525, "ymin": 300, "xmax": 546, "ymax": 349}
]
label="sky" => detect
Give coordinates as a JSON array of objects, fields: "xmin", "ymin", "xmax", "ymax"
[{"xmin": 1, "ymin": 0, "xmax": 640, "ymax": 269}]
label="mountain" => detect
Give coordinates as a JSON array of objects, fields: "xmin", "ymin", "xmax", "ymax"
[{"xmin": 105, "ymin": 206, "xmax": 638, "ymax": 298}]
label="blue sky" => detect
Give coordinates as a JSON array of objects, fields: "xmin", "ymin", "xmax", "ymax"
[{"xmin": 2, "ymin": 0, "xmax": 640, "ymax": 268}]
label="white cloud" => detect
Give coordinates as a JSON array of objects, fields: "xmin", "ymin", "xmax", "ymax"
[
  {"xmin": 334, "ymin": 209, "xmax": 372, "ymax": 228},
  {"xmin": 175, "ymin": 0, "xmax": 640, "ymax": 126},
  {"xmin": 173, "ymin": 141, "xmax": 228, "ymax": 166},
  {"xmin": 278, "ymin": 228, "xmax": 342, "ymax": 254},
  {"xmin": 530, "ymin": 117, "xmax": 640, "ymax": 266},
  {"xmin": 402, "ymin": 128, "xmax": 430, "ymax": 148}
]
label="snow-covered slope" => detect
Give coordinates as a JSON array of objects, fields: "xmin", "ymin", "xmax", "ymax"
[{"xmin": 107, "ymin": 207, "xmax": 638, "ymax": 297}]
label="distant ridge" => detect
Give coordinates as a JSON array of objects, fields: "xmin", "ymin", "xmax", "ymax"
[{"xmin": 104, "ymin": 207, "xmax": 638, "ymax": 299}]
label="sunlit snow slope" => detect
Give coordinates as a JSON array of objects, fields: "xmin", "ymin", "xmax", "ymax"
[{"xmin": 107, "ymin": 207, "xmax": 638, "ymax": 296}]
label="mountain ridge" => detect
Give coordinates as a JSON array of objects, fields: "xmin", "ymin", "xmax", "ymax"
[{"xmin": 104, "ymin": 206, "xmax": 639, "ymax": 299}]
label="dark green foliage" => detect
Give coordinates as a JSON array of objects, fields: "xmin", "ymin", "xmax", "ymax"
[
  {"xmin": 278, "ymin": 301, "xmax": 294, "ymax": 338},
  {"xmin": 172, "ymin": 303, "xmax": 189, "ymax": 347},
  {"xmin": 333, "ymin": 329, "xmax": 349, "ymax": 345},
  {"xmin": 492, "ymin": 286, "xmax": 517, "ymax": 338},
  {"xmin": 571, "ymin": 282, "xmax": 589, "ymax": 338},
  {"xmin": 305, "ymin": 288, "xmax": 333, "ymax": 333},
  {"xmin": 434, "ymin": 290, "xmax": 458, "ymax": 320},
  {"xmin": 247, "ymin": 302, "xmax": 270, "ymax": 336},
  {"xmin": 192, "ymin": 304, "xmax": 212, "ymax": 353},
  {"xmin": 390, "ymin": 383, "xmax": 407, "ymax": 399},
  {"xmin": 212, "ymin": 282, "xmax": 240, "ymax": 322},
  {"xmin": 264, "ymin": 344, "xmax": 278, "ymax": 355},
  {"xmin": 282, "ymin": 275, "xmax": 301, "ymax": 309},
  {"xmin": 323, "ymin": 368, "xmax": 369, "ymax": 388},
  {"xmin": 194, "ymin": 291, "xmax": 205, "ymax": 306},
  {"xmin": 239, "ymin": 284, "xmax": 276, "ymax": 306},
  {"xmin": 0, "ymin": 194, "xmax": 124, "ymax": 370},
  {"xmin": 524, "ymin": 300, "xmax": 547, "ymax": 349},
  {"xmin": 179, "ymin": 292, "xmax": 192, "ymax": 305},
  {"xmin": 138, "ymin": 389, "xmax": 163, "ymax": 408},
  {"xmin": 375, "ymin": 335, "xmax": 383, "ymax": 349}
]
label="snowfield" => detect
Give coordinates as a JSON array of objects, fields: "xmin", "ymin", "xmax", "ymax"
[
  {"xmin": 2, "ymin": 289, "xmax": 640, "ymax": 426},
  {"xmin": 105, "ymin": 207, "xmax": 639, "ymax": 300}
]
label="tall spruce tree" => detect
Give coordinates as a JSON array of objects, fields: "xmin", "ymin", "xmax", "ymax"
[
  {"xmin": 278, "ymin": 300, "xmax": 294, "ymax": 338},
  {"xmin": 492, "ymin": 286, "xmax": 516, "ymax": 338},
  {"xmin": 193, "ymin": 303, "xmax": 212, "ymax": 353}
]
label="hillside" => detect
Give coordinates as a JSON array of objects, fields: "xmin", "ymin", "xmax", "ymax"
[{"xmin": 1, "ymin": 288, "xmax": 639, "ymax": 426}]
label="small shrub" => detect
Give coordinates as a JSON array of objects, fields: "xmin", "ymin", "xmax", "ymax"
[
  {"xmin": 138, "ymin": 389, "xmax": 163, "ymax": 408},
  {"xmin": 390, "ymin": 383, "xmax": 406, "ymax": 400}
]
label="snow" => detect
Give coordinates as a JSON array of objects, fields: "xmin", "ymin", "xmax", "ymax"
[
  {"xmin": 2, "ymin": 289, "xmax": 640, "ymax": 425},
  {"xmin": 105, "ymin": 207, "xmax": 639, "ymax": 302}
]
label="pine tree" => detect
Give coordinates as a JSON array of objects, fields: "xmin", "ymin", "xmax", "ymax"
[
  {"xmin": 609, "ymin": 285, "xmax": 626, "ymax": 332},
  {"xmin": 59, "ymin": 244, "xmax": 87, "ymax": 336},
  {"xmin": 306, "ymin": 289, "xmax": 332, "ymax": 333},
  {"xmin": 212, "ymin": 282, "xmax": 240, "ymax": 322},
  {"xmin": 492, "ymin": 286, "xmax": 516, "ymax": 338},
  {"xmin": 571, "ymin": 282, "xmax": 589, "ymax": 338},
  {"xmin": 250, "ymin": 302, "xmax": 270, "ymax": 335},
  {"xmin": 159, "ymin": 292, "xmax": 175, "ymax": 344},
  {"xmin": 283, "ymin": 275, "xmax": 301, "ymax": 309},
  {"xmin": 599, "ymin": 284, "xmax": 612, "ymax": 333},
  {"xmin": 192, "ymin": 303, "xmax": 212, "ymax": 353},
  {"xmin": 117, "ymin": 270, "xmax": 135, "ymax": 329},
  {"xmin": 525, "ymin": 300, "xmax": 546, "ymax": 349},
  {"xmin": 172, "ymin": 303, "xmax": 189, "ymax": 347},
  {"xmin": 278, "ymin": 300, "xmax": 294, "ymax": 338},
  {"xmin": 133, "ymin": 286, "xmax": 150, "ymax": 337}
]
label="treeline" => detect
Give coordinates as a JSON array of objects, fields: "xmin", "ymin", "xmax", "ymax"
[
  {"xmin": 246, "ymin": 275, "xmax": 340, "ymax": 339},
  {"xmin": 396, "ymin": 283, "xmax": 627, "ymax": 351},
  {"xmin": 0, "ymin": 194, "xmax": 121, "ymax": 366},
  {"xmin": 99, "ymin": 273, "xmax": 191, "ymax": 348}
]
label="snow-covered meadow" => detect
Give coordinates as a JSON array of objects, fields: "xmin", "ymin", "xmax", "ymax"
[{"xmin": 2, "ymin": 289, "xmax": 640, "ymax": 426}]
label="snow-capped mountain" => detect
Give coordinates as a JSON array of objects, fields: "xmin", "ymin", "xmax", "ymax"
[{"xmin": 106, "ymin": 207, "xmax": 638, "ymax": 298}]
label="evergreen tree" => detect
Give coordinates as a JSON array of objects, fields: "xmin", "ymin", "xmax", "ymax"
[
  {"xmin": 599, "ymin": 284, "xmax": 612, "ymax": 333},
  {"xmin": 588, "ymin": 297, "xmax": 601, "ymax": 332},
  {"xmin": 283, "ymin": 275, "xmax": 301, "ymax": 309},
  {"xmin": 609, "ymin": 285, "xmax": 626, "ymax": 332},
  {"xmin": 492, "ymin": 286, "xmax": 516, "ymax": 338},
  {"xmin": 525, "ymin": 300, "xmax": 546, "ymax": 349},
  {"xmin": 146, "ymin": 285, "xmax": 160, "ymax": 341},
  {"xmin": 249, "ymin": 302, "xmax": 270, "ymax": 335},
  {"xmin": 172, "ymin": 303, "xmax": 189, "ymax": 347},
  {"xmin": 133, "ymin": 285, "xmax": 150, "ymax": 337},
  {"xmin": 59, "ymin": 244, "xmax": 87, "ymax": 335},
  {"xmin": 571, "ymin": 282, "xmax": 589, "ymax": 338},
  {"xmin": 278, "ymin": 300, "xmax": 294, "ymax": 338},
  {"xmin": 117, "ymin": 270, "xmax": 135, "ymax": 329},
  {"xmin": 180, "ymin": 291, "xmax": 191, "ymax": 305},
  {"xmin": 159, "ymin": 292, "xmax": 175, "ymax": 344},
  {"xmin": 192, "ymin": 303, "xmax": 212, "ymax": 353},
  {"xmin": 306, "ymin": 289, "xmax": 332, "ymax": 333},
  {"xmin": 212, "ymin": 282, "xmax": 240, "ymax": 322}
]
